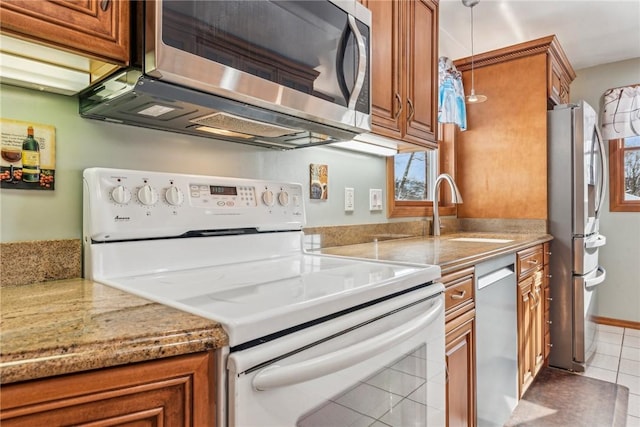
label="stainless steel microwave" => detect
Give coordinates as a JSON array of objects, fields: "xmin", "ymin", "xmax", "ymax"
[{"xmin": 80, "ymin": 0, "xmax": 372, "ymax": 149}]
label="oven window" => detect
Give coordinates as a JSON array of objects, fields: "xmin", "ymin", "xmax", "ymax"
[
  {"xmin": 161, "ymin": 0, "xmax": 368, "ymax": 111},
  {"xmin": 297, "ymin": 344, "xmax": 436, "ymax": 427}
]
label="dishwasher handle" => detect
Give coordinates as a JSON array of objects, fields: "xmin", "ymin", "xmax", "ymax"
[
  {"xmin": 252, "ymin": 298, "xmax": 443, "ymax": 391},
  {"xmin": 477, "ymin": 265, "xmax": 515, "ymax": 290}
]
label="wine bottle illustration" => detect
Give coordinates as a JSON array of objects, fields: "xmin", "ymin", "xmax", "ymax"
[{"xmin": 21, "ymin": 126, "xmax": 40, "ymax": 183}]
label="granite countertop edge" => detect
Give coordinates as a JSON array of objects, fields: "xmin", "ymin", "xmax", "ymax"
[{"xmin": 0, "ymin": 278, "xmax": 228, "ymax": 385}]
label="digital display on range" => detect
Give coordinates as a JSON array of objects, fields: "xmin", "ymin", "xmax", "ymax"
[{"xmin": 210, "ymin": 185, "xmax": 237, "ymax": 196}]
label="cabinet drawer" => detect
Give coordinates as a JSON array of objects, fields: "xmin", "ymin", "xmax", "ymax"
[
  {"xmin": 445, "ymin": 276, "xmax": 474, "ymax": 313},
  {"xmin": 517, "ymin": 245, "xmax": 544, "ymax": 280}
]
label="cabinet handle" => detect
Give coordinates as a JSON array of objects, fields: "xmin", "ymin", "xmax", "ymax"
[
  {"xmin": 546, "ymin": 251, "xmax": 552, "ymax": 255},
  {"xmin": 100, "ymin": 0, "xmax": 110, "ymax": 11},
  {"xmin": 527, "ymin": 259, "xmax": 539, "ymax": 265},
  {"xmin": 407, "ymin": 98, "xmax": 415, "ymax": 122},
  {"xmin": 546, "ymin": 297, "xmax": 553, "ymax": 301},
  {"xmin": 450, "ymin": 290, "xmax": 466, "ymax": 300},
  {"xmin": 546, "ymin": 274, "xmax": 553, "ymax": 278},
  {"xmin": 547, "ymin": 320, "xmax": 553, "ymax": 324},
  {"xmin": 394, "ymin": 93, "xmax": 402, "ymax": 120},
  {"xmin": 547, "ymin": 343, "xmax": 554, "ymax": 348}
]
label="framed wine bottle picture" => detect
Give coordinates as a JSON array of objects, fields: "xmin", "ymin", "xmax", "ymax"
[{"xmin": 1, "ymin": 118, "xmax": 56, "ymax": 191}]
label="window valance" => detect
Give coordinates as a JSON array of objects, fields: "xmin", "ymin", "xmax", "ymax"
[{"xmin": 601, "ymin": 83, "xmax": 640, "ymax": 140}]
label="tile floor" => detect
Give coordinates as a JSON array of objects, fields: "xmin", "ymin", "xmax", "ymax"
[{"xmin": 582, "ymin": 325, "xmax": 640, "ymax": 426}]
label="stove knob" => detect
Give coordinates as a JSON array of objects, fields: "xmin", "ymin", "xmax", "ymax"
[
  {"xmin": 165, "ymin": 186, "xmax": 184, "ymax": 206},
  {"xmin": 137, "ymin": 184, "xmax": 158, "ymax": 206},
  {"xmin": 278, "ymin": 190, "xmax": 290, "ymax": 206},
  {"xmin": 262, "ymin": 190, "xmax": 275, "ymax": 207},
  {"xmin": 111, "ymin": 185, "xmax": 131, "ymax": 205}
]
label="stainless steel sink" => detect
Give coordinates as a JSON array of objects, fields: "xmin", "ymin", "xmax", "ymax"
[{"xmin": 448, "ymin": 237, "xmax": 514, "ymax": 243}]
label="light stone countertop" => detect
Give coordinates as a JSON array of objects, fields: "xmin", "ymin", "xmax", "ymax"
[
  {"xmin": 0, "ymin": 279, "xmax": 228, "ymax": 384},
  {"xmin": 0, "ymin": 231, "xmax": 550, "ymax": 385},
  {"xmin": 315, "ymin": 232, "xmax": 553, "ymax": 274}
]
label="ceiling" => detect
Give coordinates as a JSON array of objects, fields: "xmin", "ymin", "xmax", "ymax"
[{"xmin": 439, "ymin": 0, "xmax": 640, "ymax": 71}]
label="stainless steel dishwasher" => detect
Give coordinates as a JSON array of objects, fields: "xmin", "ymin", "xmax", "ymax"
[{"xmin": 475, "ymin": 253, "xmax": 518, "ymax": 427}]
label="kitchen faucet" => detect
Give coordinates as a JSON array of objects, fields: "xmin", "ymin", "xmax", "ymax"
[{"xmin": 432, "ymin": 173, "xmax": 463, "ymax": 236}]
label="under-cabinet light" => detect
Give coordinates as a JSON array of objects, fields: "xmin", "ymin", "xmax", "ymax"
[
  {"xmin": 334, "ymin": 132, "xmax": 399, "ymax": 156},
  {"xmin": 0, "ymin": 35, "xmax": 91, "ymax": 95}
]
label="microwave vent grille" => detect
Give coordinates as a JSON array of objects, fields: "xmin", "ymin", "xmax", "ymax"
[{"xmin": 190, "ymin": 112, "xmax": 300, "ymax": 138}]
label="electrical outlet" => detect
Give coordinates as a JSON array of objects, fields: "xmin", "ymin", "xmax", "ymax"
[
  {"xmin": 345, "ymin": 187, "xmax": 355, "ymax": 211},
  {"xmin": 369, "ymin": 189, "xmax": 383, "ymax": 211}
]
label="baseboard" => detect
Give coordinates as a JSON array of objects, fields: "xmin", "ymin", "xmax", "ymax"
[{"xmin": 593, "ymin": 316, "xmax": 640, "ymax": 330}]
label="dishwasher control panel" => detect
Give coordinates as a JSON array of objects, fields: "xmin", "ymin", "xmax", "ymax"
[{"xmin": 83, "ymin": 167, "xmax": 305, "ymax": 241}]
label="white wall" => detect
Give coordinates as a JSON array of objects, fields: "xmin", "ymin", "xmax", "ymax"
[
  {"xmin": 571, "ymin": 58, "xmax": 640, "ymax": 323},
  {"xmin": 0, "ymin": 84, "xmax": 390, "ymax": 242}
]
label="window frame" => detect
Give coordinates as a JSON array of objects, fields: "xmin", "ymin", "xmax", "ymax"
[
  {"xmin": 386, "ymin": 123, "xmax": 458, "ymax": 218},
  {"xmin": 609, "ymin": 137, "xmax": 640, "ymax": 212}
]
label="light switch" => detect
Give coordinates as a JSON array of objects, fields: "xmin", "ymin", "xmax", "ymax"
[
  {"xmin": 369, "ymin": 189, "xmax": 383, "ymax": 211},
  {"xmin": 345, "ymin": 187, "xmax": 355, "ymax": 211}
]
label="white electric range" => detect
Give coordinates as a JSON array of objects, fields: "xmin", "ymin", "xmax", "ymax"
[{"xmin": 83, "ymin": 168, "xmax": 445, "ymax": 427}]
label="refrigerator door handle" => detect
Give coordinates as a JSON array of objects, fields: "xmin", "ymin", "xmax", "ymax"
[
  {"xmin": 594, "ymin": 124, "xmax": 607, "ymax": 218},
  {"xmin": 585, "ymin": 234, "xmax": 607, "ymax": 249},
  {"xmin": 584, "ymin": 266, "xmax": 606, "ymax": 291}
]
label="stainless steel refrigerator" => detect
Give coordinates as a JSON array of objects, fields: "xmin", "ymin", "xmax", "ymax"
[{"xmin": 548, "ymin": 100, "xmax": 607, "ymax": 372}]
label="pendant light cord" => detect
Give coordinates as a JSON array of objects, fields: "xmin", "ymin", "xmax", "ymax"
[{"xmin": 470, "ymin": 5, "xmax": 475, "ymax": 92}]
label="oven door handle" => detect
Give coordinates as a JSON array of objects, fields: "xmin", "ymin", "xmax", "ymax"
[{"xmin": 252, "ymin": 298, "xmax": 443, "ymax": 391}]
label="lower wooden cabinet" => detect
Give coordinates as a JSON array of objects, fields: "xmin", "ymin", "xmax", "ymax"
[
  {"xmin": 443, "ymin": 267, "xmax": 476, "ymax": 427},
  {"xmin": 446, "ymin": 308, "xmax": 475, "ymax": 427},
  {"xmin": 516, "ymin": 244, "xmax": 551, "ymax": 397},
  {"xmin": 0, "ymin": 352, "xmax": 216, "ymax": 426}
]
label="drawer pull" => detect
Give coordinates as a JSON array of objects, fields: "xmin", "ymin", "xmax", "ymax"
[
  {"xmin": 546, "ymin": 274, "xmax": 553, "ymax": 278},
  {"xmin": 546, "ymin": 297, "xmax": 553, "ymax": 301},
  {"xmin": 547, "ymin": 343, "xmax": 553, "ymax": 348},
  {"xmin": 450, "ymin": 290, "xmax": 466, "ymax": 300},
  {"xmin": 546, "ymin": 251, "xmax": 552, "ymax": 255},
  {"xmin": 527, "ymin": 259, "xmax": 539, "ymax": 265},
  {"xmin": 547, "ymin": 320, "xmax": 553, "ymax": 324}
]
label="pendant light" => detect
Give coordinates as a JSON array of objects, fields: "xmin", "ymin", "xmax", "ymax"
[{"xmin": 462, "ymin": 0, "xmax": 487, "ymax": 103}]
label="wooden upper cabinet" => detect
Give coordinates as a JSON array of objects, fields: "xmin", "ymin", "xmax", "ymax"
[
  {"xmin": 547, "ymin": 38, "xmax": 575, "ymax": 107},
  {"xmin": 452, "ymin": 35, "xmax": 575, "ymax": 220},
  {"xmin": 0, "ymin": 0, "xmax": 130, "ymax": 66},
  {"xmin": 361, "ymin": 0, "xmax": 438, "ymax": 149}
]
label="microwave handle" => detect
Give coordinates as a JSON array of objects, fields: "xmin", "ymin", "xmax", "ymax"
[
  {"xmin": 252, "ymin": 297, "xmax": 443, "ymax": 391},
  {"xmin": 336, "ymin": 15, "xmax": 367, "ymax": 109}
]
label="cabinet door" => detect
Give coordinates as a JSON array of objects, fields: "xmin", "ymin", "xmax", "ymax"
[
  {"xmin": 403, "ymin": 0, "xmax": 438, "ymax": 146},
  {"xmin": 0, "ymin": 0, "xmax": 130, "ymax": 65},
  {"xmin": 532, "ymin": 270, "xmax": 545, "ymax": 376},
  {"xmin": 517, "ymin": 278, "xmax": 534, "ymax": 396},
  {"xmin": 446, "ymin": 310, "xmax": 475, "ymax": 427},
  {"xmin": 0, "ymin": 352, "xmax": 215, "ymax": 426},
  {"xmin": 363, "ymin": 0, "xmax": 404, "ymax": 139}
]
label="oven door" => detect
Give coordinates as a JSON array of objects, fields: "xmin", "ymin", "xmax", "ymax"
[{"xmin": 226, "ymin": 286, "xmax": 445, "ymax": 427}]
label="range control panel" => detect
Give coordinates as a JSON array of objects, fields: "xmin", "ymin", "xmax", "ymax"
[{"xmin": 83, "ymin": 168, "xmax": 305, "ymax": 241}]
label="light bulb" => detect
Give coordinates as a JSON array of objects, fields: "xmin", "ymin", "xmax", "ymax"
[{"xmin": 466, "ymin": 89, "xmax": 487, "ymax": 104}]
